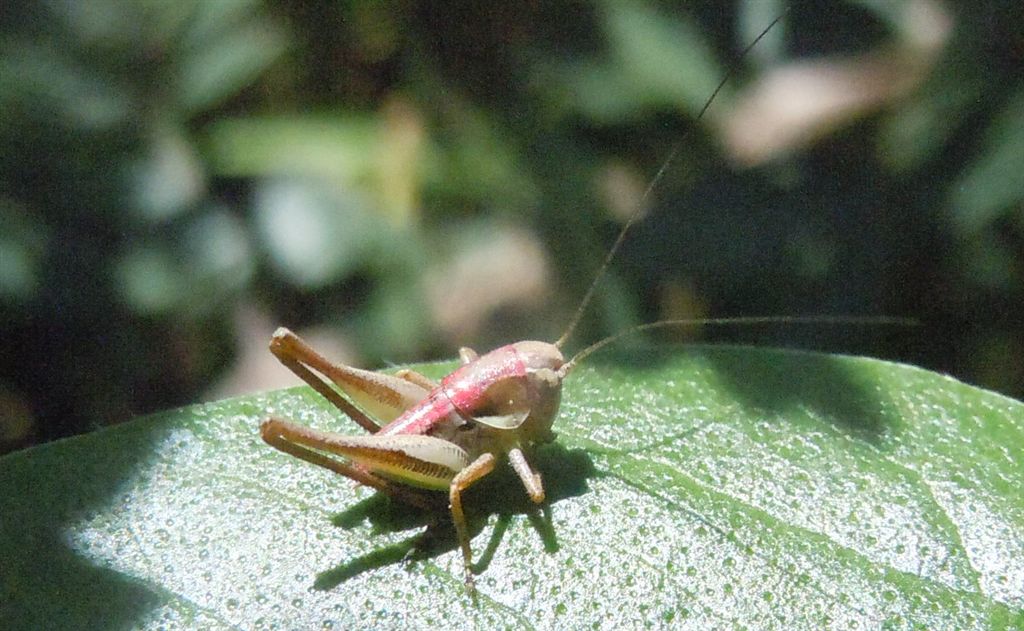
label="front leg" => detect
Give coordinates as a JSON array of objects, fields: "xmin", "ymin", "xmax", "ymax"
[{"xmin": 508, "ymin": 447, "xmax": 545, "ymax": 503}]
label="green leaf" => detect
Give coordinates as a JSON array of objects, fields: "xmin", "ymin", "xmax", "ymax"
[
  {"xmin": 565, "ymin": 2, "xmax": 727, "ymax": 123},
  {"xmin": 949, "ymin": 86, "xmax": 1024, "ymax": 236},
  {"xmin": 1, "ymin": 346, "xmax": 1022, "ymax": 629}
]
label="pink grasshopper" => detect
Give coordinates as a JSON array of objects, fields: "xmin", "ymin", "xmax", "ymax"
[
  {"xmin": 259, "ymin": 11, "xmax": 837, "ymax": 591},
  {"xmin": 260, "ymin": 331, "xmax": 566, "ymax": 591}
]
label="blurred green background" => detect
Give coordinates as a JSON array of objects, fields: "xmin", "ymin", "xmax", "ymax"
[{"xmin": 2, "ymin": 0, "xmax": 1023, "ymax": 452}]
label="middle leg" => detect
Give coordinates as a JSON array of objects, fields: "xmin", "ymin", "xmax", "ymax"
[{"xmin": 448, "ymin": 453, "xmax": 497, "ymax": 590}]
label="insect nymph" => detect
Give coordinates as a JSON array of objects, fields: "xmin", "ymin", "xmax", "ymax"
[
  {"xmin": 261, "ymin": 332, "xmax": 568, "ymax": 591},
  {"xmin": 260, "ymin": 15, "xmax": 789, "ymax": 592}
]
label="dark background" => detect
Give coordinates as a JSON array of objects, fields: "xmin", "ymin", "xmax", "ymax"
[{"xmin": 2, "ymin": 0, "xmax": 1023, "ymax": 452}]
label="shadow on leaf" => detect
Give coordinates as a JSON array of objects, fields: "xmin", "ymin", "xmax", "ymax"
[
  {"xmin": 314, "ymin": 443, "xmax": 597, "ymax": 589},
  {"xmin": 591, "ymin": 344, "xmax": 898, "ymax": 444}
]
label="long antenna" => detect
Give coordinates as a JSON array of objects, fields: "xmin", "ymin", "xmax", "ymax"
[
  {"xmin": 559, "ymin": 315, "xmax": 918, "ymax": 376},
  {"xmin": 554, "ymin": 8, "xmax": 792, "ymax": 350}
]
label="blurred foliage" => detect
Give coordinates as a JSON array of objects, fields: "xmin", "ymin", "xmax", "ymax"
[{"xmin": 1, "ymin": 0, "xmax": 1023, "ymax": 451}]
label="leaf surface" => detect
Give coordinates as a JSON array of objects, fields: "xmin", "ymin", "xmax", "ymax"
[{"xmin": 1, "ymin": 346, "xmax": 1022, "ymax": 629}]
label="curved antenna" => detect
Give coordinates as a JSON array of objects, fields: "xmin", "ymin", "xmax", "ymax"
[
  {"xmin": 554, "ymin": 8, "xmax": 792, "ymax": 350},
  {"xmin": 559, "ymin": 316, "xmax": 917, "ymax": 376}
]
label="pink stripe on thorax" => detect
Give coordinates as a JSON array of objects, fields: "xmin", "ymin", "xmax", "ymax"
[{"xmin": 378, "ymin": 343, "xmax": 528, "ymax": 437}]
